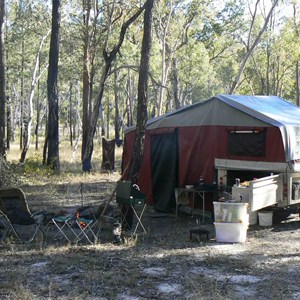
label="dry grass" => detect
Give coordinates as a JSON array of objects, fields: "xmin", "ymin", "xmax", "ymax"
[{"xmin": 1, "ymin": 140, "xmax": 300, "ymax": 299}]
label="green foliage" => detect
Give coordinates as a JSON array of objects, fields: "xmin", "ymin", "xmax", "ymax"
[
  {"xmin": 3, "ymin": 0, "xmax": 300, "ymax": 170},
  {"xmin": 22, "ymin": 157, "xmax": 54, "ymax": 178},
  {"xmin": 0, "ymin": 157, "xmax": 21, "ymax": 187}
]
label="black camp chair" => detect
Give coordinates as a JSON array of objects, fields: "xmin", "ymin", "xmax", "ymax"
[{"xmin": 0, "ymin": 187, "xmax": 46, "ymax": 243}]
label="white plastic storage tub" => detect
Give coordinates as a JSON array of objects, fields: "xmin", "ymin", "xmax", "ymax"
[
  {"xmin": 213, "ymin": 202, "xmax": 249, "ymax": 223},
  {"xmin": 258, "ymin": 211, "xmax": 273, "ymax": 226},
  {"xmin": 214, "ymin": 222, "xmax": 249, "ymax": 243}
]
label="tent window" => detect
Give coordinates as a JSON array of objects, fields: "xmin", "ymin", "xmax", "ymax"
[{"xmin": 228, "ymin": 131, "xmax": 266, "ymax": 157}]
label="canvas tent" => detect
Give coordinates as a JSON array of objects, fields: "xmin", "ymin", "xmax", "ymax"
[{"xmin": 122, "ymin": 94, "xmax": 300, "ymax": 212}]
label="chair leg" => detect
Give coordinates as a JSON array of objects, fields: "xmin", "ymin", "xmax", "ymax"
[
  {"xmin": 132, "ymin": 204, "xmax": 147, "ymax": 235},
  {"xmin": 52, "ymin": 218, "xmax": 75, "ymax": 243},
  {"xmin": 73, "ymin": 219, "xmax": 100, "ymax": 244}
]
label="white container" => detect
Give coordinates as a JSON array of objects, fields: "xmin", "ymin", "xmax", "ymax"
[
  {"xmin": 213, "ymin": 202, "xmax": 249, "ymax": 223},
  {"xmin": 214, "ymin": 222, "xmax": 249, "ymax": 243},
  {"xmin": 258, "ymin": 211, "xmax": 273, "ymax": 226},
  {"xmin": 249, "ymin": 211, "xmax": 258, "ymax": 225}
]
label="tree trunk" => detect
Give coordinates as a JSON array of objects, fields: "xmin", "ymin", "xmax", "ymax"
[
  {"xmin": 20, "ymin": 30, "xmax": 50, "ymax": 163},
  {"xmin": 157, "ymin": 0, "xmax": 172, "ymax": 116},
  {"xmin": 6, "ymin": 100, "xmax": 11, "ymax": 150},
  {"xmin": 114, "ymin": 71, "xmax": 121, "ymax": 141},
  {"xmin": 293, "ymin": 4, "xmax": 300, "ymax": 106},
  {"xmin": 106, "ymin": 99, "xmax": 110, "ymax": 139},
  {"xmin": 129, "ymin": 0, "xmax": 154, "ymax": 182},
  {"xmin": 229, "ymin": 0, "xmax": 279, "ymax": 94},
  {"xmin": 172, "ymin": 58, "xmax": 181, "ymax": 109},
  {"xmin": 297, "ymin": 62, "xmax": 300, "ymax": 106},
  {"xmin": 45, "ymin": 0, "xmax": 61, "ymax": 170},
  {"xmin": 126, "ymin": 70, "xmax": 134, "ymax": 127},
  {"xmin": 81, "ymin": 0, "xmax": 91, "ymax": 165},
  {"xmin": 81, "ymin": 1, "xmax": 147, "ymax": 172},
  {"xmin": 0, "ymin": 0, "xmax": 5, "ymax": 157},
  {"xmin": 69, "ymin": 81, "xmax": 73, "ymax": 146},
  {"xmin": 35, "ymin": 65, "xmax": 40, "ymax": 150}
]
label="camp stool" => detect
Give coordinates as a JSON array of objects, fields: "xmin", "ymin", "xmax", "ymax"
[
  {"xmin": 73, "ymin": 216, "xmax": 100, "ymax": 244},
  {"xmin": 51, "ymin": 208, "xmax": 100, "ymax": 245},
  {"xmin": 51, "ymin": 215, "xmax": 78, "ymax": 243}
]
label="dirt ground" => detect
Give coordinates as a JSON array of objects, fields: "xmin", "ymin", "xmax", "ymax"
[{"xmin": 1, "ymin": 179, "xmax": 300, "ymax": 300}]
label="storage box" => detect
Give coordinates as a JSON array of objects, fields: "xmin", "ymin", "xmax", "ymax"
[
  {"xmin": 213, "ymin": 202, "xmax": 249, "ymax": 223},
  {"xmin": 214, "ymin": 222, "xmax": 249, "ymax": 243},
  {"xmin": 249, "ymin": 211, "xmax": 258, "ymax": 225},
  {"xmin": 258, "ymin": 211, "xmax": 273, "ymax": 226}
]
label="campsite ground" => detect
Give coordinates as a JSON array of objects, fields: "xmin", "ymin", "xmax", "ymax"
[
  {"xmin": 1, "ymin": 144, "xmax": 300, "ymax": 299},
  {"xmin": 1, "ymin": 172, "xmax": 300, "ymax": 300}
]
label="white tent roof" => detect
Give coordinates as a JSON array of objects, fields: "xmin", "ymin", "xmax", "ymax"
[{"xmin": 217, "ymin": 95, "xmax": 300, "ymax": 162}]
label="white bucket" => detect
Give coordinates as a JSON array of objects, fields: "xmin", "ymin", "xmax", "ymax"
[
  {"xmin": 249, "ymin": 211, "xmax": 258, "ymax": 225},
  {"xmin": 214, "ymin": 222, "xmax": 249, "ymax": 243},
  {"xmin": 258, "ymin": 211, "xmax": 273, "ymax": 226}
]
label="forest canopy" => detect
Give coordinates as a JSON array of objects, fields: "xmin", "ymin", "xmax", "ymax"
[{"xmin": 0, "ymin": 0, "xmax": 299, "ymax": 169}]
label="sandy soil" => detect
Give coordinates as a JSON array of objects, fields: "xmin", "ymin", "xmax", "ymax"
[{"xmin": 1, "ymin": 180, "xmax": 300, "ymax": 299}]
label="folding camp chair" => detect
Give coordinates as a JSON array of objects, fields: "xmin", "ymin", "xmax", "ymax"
[
  {"xmin": 116, "ymin": 181, "xmax": 147, "ymax": 236},
  {"xmin": 0, "ymin": 187, "xmax": 46, "ymax": 243},
  {"xmin": 51, "ymin": 206, "xmax": 100, "ymax": 244}
]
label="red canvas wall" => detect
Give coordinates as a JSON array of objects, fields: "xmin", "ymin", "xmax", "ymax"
[{"xmin": 122, "ymin": 125, "xmax": 285, "ymax": 205}]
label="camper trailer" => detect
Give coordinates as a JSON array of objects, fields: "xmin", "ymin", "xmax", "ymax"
[
  {"xmin": 216, "ymin": 160, "xmax": 300, "ymax": 213},
  {"xmin": 123, "ymin": 94, "xmax": 300, "ymax": 214}
]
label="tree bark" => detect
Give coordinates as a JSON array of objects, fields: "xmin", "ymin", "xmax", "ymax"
[
  {"xmin": 45, "ymin": 0, "xmax": 61, "ymax": 170},
  {"xmin": 129, "ymin": 0, "xmax": 154, "ymax": 182},
  {"xmin": 114, "ymin": 71, "xmax": 121, "ymax": 141},
  {"xmin": 0, "ymin": 0, "xmax": 5, "ymax": 157},
  {"xmin": 81, "ymin": 0, "xmax": 91, "ymax": 165}
]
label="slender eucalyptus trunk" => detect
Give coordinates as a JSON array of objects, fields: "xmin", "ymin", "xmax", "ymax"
[
  {"xmin": 81, "ymin": 0, "xmax": 91, "ymax": 164},
  {"xmin": 0, "ymin": 0, "xmax": 5, "ymax": 157},
  {"xmin": 229, "ymin": 0, "xmax": 279, "ymax": 94},
  {"xmin": 81, "ymin": 2, "xmax": 147, "ymax": 172},
  {"xmin": 114, "ymin": 71, "xmax": 120, "ymax": 141},
  {"xmin": 69, "ymin": 81, "xmax": 73, "ymax": 146},
  {"xmin": 129, "ymin": 0, "xmax": 154, "ymax": 182},
  {"xmin": 20, "ymin": 30, "xmax": 50, "ymax": 163},
  {"xmin": 45, "ymin": 0, "xmax": 61, "ymax": 170},
  {"xmin": 296, "ymin": 62, "xmax": 300, "ymax": 106}
]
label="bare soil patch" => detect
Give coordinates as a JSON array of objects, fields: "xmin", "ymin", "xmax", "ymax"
[{"xmin": 1, "ymin": 176, "xmax": 300, "ymax": 299}]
